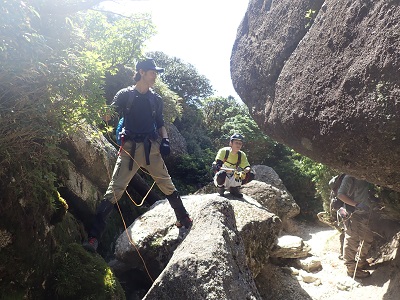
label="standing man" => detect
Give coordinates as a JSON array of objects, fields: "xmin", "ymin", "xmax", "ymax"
[
  {"xmin": 337, "ymin": 175, "xmax": 374, "ymax": 278},
  {"xmin": 84, "ymin": 58, "xmax": 192, "ymax": 252},
  {"xmin": 212, "ymin": 133, "xmax": 254, "ymax": 197}
]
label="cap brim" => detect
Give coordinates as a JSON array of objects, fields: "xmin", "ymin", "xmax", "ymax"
[{"xmin": 136, "ymin": 66, "xmax": 164, "ymax": 73}]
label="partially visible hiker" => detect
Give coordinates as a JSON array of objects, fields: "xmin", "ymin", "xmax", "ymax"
[
  {"xmin": 83, "ymin": 58, "xmax": 192, "ymax": 252},
  {"xmin": 212, "ymin": 133, "xmax": 254, "ymax": 197},
  {"xmin": 337, "ymin": 174, "xmax": 376, "ymax": 278}
]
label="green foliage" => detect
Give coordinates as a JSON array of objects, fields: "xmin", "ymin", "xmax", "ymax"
[
  {"xmin": 268, "ymin": 150, "xmax": 323, "ymax": 220},
  {"xmin": 149, "ymin": 51, "xmax": 214, "ymax": 104},
  {"xmin": 50, "ymin": 243, "xmax": 125, "ymax": 299},
  {"xmin": 80, "ymin": 11, "xmax": 155, "ymax": 70},
  {"xmin": 0, "ymin": 180, "xmax": 69, "ymax": 298},
  {"xmin": 201, "ymin": 96, "xmax": 244, "ymax": 144},
  {"xmin": 201, "ymin": 96, "xmax": 276, "ymax": 164},
  {"xmin": 152, "ymin": 80, "xmax": 183, "ymax": 123},
  {"xmin": 0, "ymin": 1, "xmax": 157, "ymax": 297},
  {"xmin": 305, "ymin": 9, "xmax": 316, "ymax": 20},
  {"xmin": 168, "ymin": 150, "xmax": 215, "ymax": 194},
  {"xmin": 291, "ymin": 153, "xmax": 336, "ymax": 213},
  {"xmin": 174, "ymin": 103, "xmax": 213, "ymax": 155}
]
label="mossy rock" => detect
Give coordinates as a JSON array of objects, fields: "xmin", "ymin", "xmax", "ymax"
[
  {"xmin": 49, "ymin": 243, "xmax": 125, "ymax": 300},
  {"xmin": 50, "ymin": 191, "xmax": 69, "ymax": 225}
]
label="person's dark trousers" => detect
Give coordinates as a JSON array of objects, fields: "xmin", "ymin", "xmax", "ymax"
[
  {"xmin": 89, "ymin": 199, "xmax": 115, "ymax": 239},
  {"xmin": 215, "ymin": 171, "xmax": 227, "ymax": 186},
  {"xmin": 166, "ymin": 191, "xmax": 190, "ymax": 226}
]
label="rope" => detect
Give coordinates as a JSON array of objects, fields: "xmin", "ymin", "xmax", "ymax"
[
  {"xmin": 126, "ymin": 181, "xmax": 156, "ymax": 207},
  {"xmin": 115, "ymin": 201, "xmax": 154, "ymax": 282}
]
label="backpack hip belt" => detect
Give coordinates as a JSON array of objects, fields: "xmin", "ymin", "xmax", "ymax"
[{"xmin": 127, "ymin": 134, "xmax": 155, "ymax": 170}]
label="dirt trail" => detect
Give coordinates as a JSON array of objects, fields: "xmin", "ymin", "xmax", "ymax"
[{"xmin": 290, "ymin": 221, "xmax": 393, "ymax": 300}]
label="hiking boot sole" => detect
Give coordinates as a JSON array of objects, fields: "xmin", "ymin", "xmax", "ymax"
[{"xmin": 347, "ymin": 270, "xmax": 371, "ymax": 278}]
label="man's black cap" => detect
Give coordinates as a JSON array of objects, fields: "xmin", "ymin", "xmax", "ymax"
[{"xmin": 136, "ymin": 58, "xmax": 164, "ymax": 73}]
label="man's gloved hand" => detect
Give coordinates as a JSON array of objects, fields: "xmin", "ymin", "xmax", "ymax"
[
  {"xmin": 234, "ymin": 171, "xmax": 246, "ymax": 181},
  {"xmin": 213, "ymin": 160, "xmax": 223, "ymax": 172},
  {"xmin": 355, "ymin": 202, "xmax": 369, "ymax": 211},
  {"xmin": 159, "ymin": 138, "xmax": 170, "ymax": 156},
  {"xmin": 234, "ymin": 171, "xmax": 241, "ymax": 180}
]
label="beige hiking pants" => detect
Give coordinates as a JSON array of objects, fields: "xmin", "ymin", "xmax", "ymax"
[
  {"xmin": 343, "ymin": 212, "xmax": 373, "ymax": 270},
  {"xmin": 104, "ymin": 140, "xmax": 176, "ymax": 203}
]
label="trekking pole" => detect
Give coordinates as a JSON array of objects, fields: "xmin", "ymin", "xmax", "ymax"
[{"xmin": 353, "ymin": 239, "xmax": 364, "ymax": 281}]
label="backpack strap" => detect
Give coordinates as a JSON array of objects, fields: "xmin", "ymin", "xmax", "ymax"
[
  {"xmin": 237, "ymin": 151, "xmax": 242, "ymax": 168},
  {"xmin": 125, "ymin": 86, "xmax": 157, "ymax": 120},
  {"xmin": 123, "ymin": 87, "xmax": 136, "ymax": 127},
  {"xmin": 223, "ymin": 149, "xmax": 230, "ymax": 163},
  {"xmin": 223, "ymin": 149, "xmax": 241, "ymax": 168},
  {"xmin": 148, "ymin": 93, "xmax": 157, "ymax": 119}
]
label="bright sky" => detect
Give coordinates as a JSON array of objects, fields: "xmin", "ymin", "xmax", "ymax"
[{"xmin": 103, "ymin": 0, "xmax": 249, "ymax": 98}]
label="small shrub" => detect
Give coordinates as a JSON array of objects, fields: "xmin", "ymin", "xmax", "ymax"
[{"xmin": 50, "ymin": 243, "xmax": 125, "ymax": 300}]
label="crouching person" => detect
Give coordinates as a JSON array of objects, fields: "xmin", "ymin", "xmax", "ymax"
[{"xmin": 212, "ymin": 133, "xmax": 254, "ymax": 198}]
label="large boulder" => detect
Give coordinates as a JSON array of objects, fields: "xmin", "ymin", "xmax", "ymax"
[
  {"xmin": 142, "ymin": 199, "xmax": 263, "ymax": 300},
  {"xmin": 243, "ymin": 165, "xmax": 300, "ymax": 221},
  {"xmin": 114, "ymin": 194, "xmax": 281, "ymax": 279},
  {"xmin": 252, "ymin": 165, "xmax": 287, "ymax": 190},
  {"xmin": 231, "ymin": 0, "xmax": 400, "ymax": 192},
  {"xmin": 62, "ymin": 124, "xmax": 117, "ymax": 191},
  {"xmin": 242, "ymin": 180, "xmax": 300, "ymax": 220}
]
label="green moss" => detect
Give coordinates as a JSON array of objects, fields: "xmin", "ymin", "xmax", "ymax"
[
  {"xmin": 150, "ymin": 235, "xmax": 165, "ymax": 248},
  {"xmin": 50, "ymin": 243, "xmax": 125, "ymax": 300},
  {"xmin": 0, "ymin": 290, "xmax": 26, "ymax": 300},
  {"xmin": 50, "ymin": 190, "xmax": 69, "ymax": 225},
  {"xmin": 52, "ymin": 212, "xmax": 83, "ymax": 246}
]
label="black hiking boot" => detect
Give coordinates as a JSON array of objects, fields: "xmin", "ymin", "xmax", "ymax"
[
  {"xmin": 217, "ymin": 186, "xmax": 225, "ymax": 196},
  {"xmin": 167, "ymin": 191, "xmax": 192, "ymax": 229},
  {"xmin": 229, "ymin": 187, "xmax": 243, "ymax": 198},
  {"xmin": 175, "ymin": 215, "xmax": 193, "ymax": 229}
]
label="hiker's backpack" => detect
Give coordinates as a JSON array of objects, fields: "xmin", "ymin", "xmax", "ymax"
[
  {"xmin": 328, "ymin": 174, "xmax": 346, "ymax": 210},
  {"xmin": 115, "ymin": 117, "xmax": 125, "ymax": 145},
  {"xmin": 115, "ymin": 87, "xmax": 157, "ymax": 145},
  {"xmin": 328, "ymin": 174, "xmax": 355, "ymax": 213}
]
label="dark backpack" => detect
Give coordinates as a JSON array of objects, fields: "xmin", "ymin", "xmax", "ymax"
[
  {"xmin": 115, "ymin": 87, "xmax": 157, "ymax": 145},
  {"xmin": 328, "ymin": 174, "xmax": 355, "ymax": 212}
]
